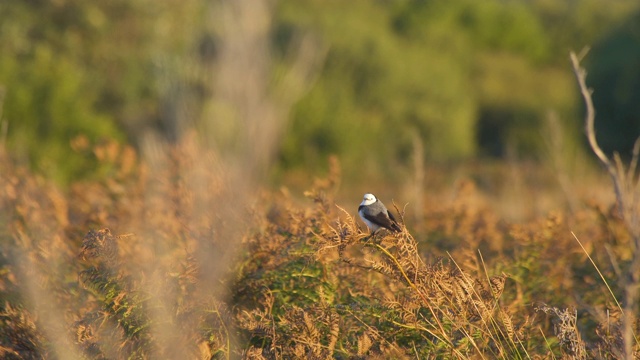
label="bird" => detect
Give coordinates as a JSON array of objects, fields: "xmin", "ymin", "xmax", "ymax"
[{"xmin": 358, "ymin": 193, "xmax": 402, "ymax": 233}]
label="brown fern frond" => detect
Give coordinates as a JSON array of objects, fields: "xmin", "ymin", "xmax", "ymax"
[
  {"xmin": 80, "ymin": 228, "xmax": 119, "ymax": 267},
  {"xmin": 326, "ymin": 310, "xmax": 340, "ymax": 355},
  {"xmin": 499, "ymin": 308, "xmax": 516, "ymax": 341},
  {"xmin": 537, "ymin": 304, "xmax": 588, "ymax": 359},
  {"xmin": 489, "ymin": 273, "xmax": 509, "ymax": 300},
  {"xmin": 357, "ymin": 332, "xmax": 373, "ymax": 356}
]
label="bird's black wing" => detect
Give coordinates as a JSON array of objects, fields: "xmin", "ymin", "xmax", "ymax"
[
  {"xmin": 387, "ymin": 210, "xmax": 398, "ymax": 223},
  {"xmin": 363, "ymin": 210, "xmax": 401, "ymax": 232},
  {"xmin": 386, "ymin": 210, "xmax": 402, "ymax": 232}
]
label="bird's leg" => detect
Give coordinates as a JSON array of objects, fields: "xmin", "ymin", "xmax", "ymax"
[
  {"xmin": 370, "ymin": 229, "xmax": 385, "ymax": 243},
  {"xmin": 363, "ymin": 229, "xmax": 378, "ymax": 243}
]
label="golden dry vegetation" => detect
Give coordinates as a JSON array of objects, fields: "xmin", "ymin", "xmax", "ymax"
[
  {"xmin": 2, "ymin": 2, "xmax": 640, "ymax": 359},
  {"xmin": 1, "ymin": 129, "xmax": 639, "ymax": 359}
]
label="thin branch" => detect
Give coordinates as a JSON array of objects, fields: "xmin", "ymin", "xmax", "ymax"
[
  {"xmin": 569, "ymin": 50, "xmax": 624, "ymax": 216},
  {"xmin": 629, "ymin": 138, "xmax": 640, "ymax": 209},
  {"xmin": 627, "ymin": 138, "xmax": 640, "ymax": 187},
  {"xmin": 571, "ymin": 49, "xmax": 640, "ymax": 358},
  {"xmin": 570, "ymin": 51, "xmax": 607, "ymax": 164}
]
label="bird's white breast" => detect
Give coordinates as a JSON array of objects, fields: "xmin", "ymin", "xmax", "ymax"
[{"xmin": 359, "ymin": 207, "xmax": 380, "ymax": 231}]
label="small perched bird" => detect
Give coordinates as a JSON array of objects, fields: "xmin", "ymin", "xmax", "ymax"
[{"xmin": 358, "ymin": 193, "xmax": 402, "ymax": 233}]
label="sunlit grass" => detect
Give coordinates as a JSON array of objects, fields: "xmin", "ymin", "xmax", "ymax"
[{"xmin": 0, "ymin": 137, "xmax": 638, "ymax": 358}]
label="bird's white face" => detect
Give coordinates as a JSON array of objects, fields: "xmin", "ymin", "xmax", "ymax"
[{"xmin": 360, "ymin": 193, "xmax": 377, "ymax": 206}]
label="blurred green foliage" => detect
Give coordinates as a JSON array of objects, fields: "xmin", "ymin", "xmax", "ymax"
[
  {"xmin": 0, "ymin": 2, "xmax": 119, "ymax": 184},
  {"xmin": 0, "ymin": 0, "xmax": 639, "ymax": 184},
  {"xmin": 276, "ymin": 0, "xmax": 640, "ymax": 181},
  {"xmin": 588, "ymin": 11, "xmax": 640, "ymax": 156}
]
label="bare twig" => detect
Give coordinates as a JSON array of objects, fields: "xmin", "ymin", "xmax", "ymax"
[
  {"xmin": 570, "ymin": 49, "xmax": 640, "ymax": 359},
  {"xmin": 570, "ymin": 50, "xmax": 624, "ymax": 215}
]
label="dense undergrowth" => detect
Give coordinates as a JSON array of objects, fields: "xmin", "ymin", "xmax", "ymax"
[{"xmin": 0, "ymin": 137, "xmax": 639, "ymax": 359}]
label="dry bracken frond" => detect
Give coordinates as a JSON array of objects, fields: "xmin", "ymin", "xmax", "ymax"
[
  {"xmin": 537, "ymin": 304, "xmax": 588, "ymax": 359},
  {"xmin": 3, "ymin": 130, "xmax": 639, "ymax": 359},
  {"xmin": 489, "ymin": 273, "xmax": 508, "ymax": 300},
  {"xmin": 80, "ymin": 228, "xmax": 119, "ymax": 267},
  {"xmin": 357, "ymin": 332, "xmax": 373, "ymax": 356}
]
